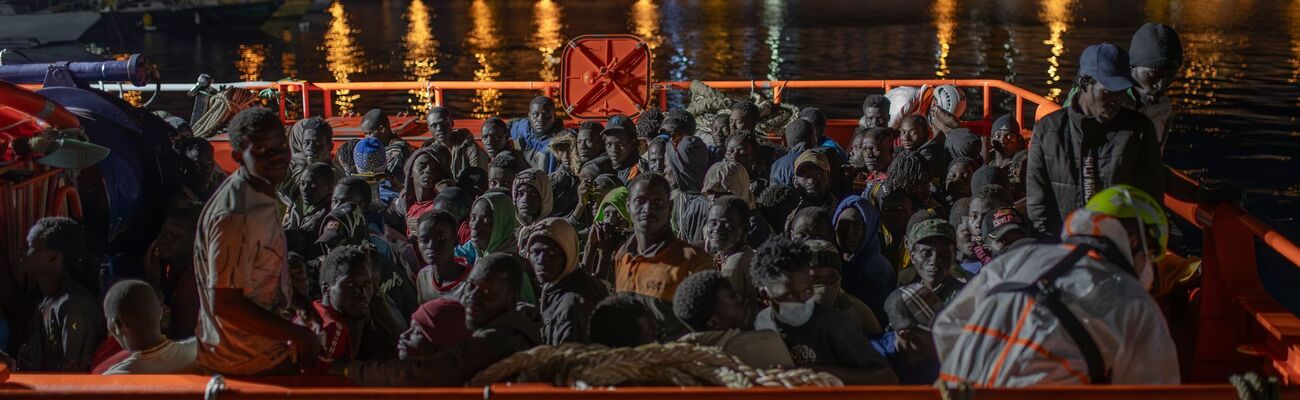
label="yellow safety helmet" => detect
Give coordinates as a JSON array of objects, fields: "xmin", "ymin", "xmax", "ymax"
[{"xmin": 1084, "ymin": 184, "xmax": 1168, "ymax": 261}]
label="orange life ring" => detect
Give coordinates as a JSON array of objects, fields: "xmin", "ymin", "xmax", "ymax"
[{"xmin": 0, "ymin": 80, "xmax": 81, "ymax": 130}]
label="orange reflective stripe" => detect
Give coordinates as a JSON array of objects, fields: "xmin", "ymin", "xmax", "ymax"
[
  {"xmin": 961, "ymin": 324, "xmax": 1091, "ymax": 384},
  {"xmin": 982, "ymin": 298, "xmax": 1034, "ymax": 387}
]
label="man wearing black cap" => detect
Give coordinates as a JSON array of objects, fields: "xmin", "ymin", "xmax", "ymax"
[
  {"xmin": 1128, "ymin": 23, "xmax": 1183, "ymax": 150},
  {"xmin": 980, "ymin": 207, "xmax": 1036, "ymax": 257},
  {"xmin": 1027, "ymin": 43, "xmax": 1164, "ymax": 237}
]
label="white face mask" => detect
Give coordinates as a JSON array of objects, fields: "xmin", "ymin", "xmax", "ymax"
[{"xmin": 774, "ymin": 297, "xmax": 817, "ymax": 327}]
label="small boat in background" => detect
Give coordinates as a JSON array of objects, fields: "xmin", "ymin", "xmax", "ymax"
[
  {"xmin": 0, "ymin": 2, "xmax": 101, "ymax": 48},
  {"xmin": 103, "ymin": 0, "xmax": 284, "ymax": 32}
]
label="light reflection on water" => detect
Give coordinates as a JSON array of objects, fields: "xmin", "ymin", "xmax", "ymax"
[
  {"xmin": 94, "ymin": 0, "xmax": 1300, "ymax": 197},
  {"xmin": 468, "ymin": 0, "xmax": 501, "ymax": 119},
  {"xmin": 403, "ymin": 0, "xmax": 438, "ymax": 116},
  {"xmin": 323, "ymin": 0, "xmax": 363, "ymax": 115}
]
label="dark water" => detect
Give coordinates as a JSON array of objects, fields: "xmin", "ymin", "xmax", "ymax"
[{"xmin": 65, "ymin": 0, "xmax": 1300, "ymax": 225}]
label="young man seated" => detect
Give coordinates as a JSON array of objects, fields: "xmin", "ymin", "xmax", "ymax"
[
  {"xmin": 413, "ymin": 211, "xmax": 473, "ymax": 303},
  {"xmin": 522, "ymin": 217, "xmax": 609, "ymax": 345},
  {"xmin": 100, "ymin": 280, "xmax": 198, "ymax": 375},
  {"xmin": 589, "ymin": 294, "xmax": 659, "ymax": 348},
  {"xmin": 750, "ymin": 236, "xmax": 898, "ymax": 384},
  {"xmin": 300, "ymin": 245, "xmax": 400, "ymax": 371},
  {"xmin": 339, "ymin": 253, "xmax": 542, "ymax": 386},
  {"xmin": 16, "ymin": 217, "xmax": 105, "ymax": 372},
  {"xmin": 673, "ymin": 271, "xmax": 794, "ymax": 368},
  {"xmin": 805, "ymin": 240, "xmax": 883, "ymax": 338},
  {"xmin": 890, "ymin": 218, "xmax": 967, "ymax": 328}
]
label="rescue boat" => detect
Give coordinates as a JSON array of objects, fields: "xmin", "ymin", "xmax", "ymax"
[{"xmin": 2, "ymin": 35, "xmax": 1299, "ymax": 398}]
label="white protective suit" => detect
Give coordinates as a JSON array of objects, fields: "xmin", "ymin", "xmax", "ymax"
[{"xmin": 932, "ymin": 210, "xmax": 1179, "ymax": 386}]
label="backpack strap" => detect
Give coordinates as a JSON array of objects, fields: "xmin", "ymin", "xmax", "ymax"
[{"xmin": 988, "ymin": 245, "xmax": 1111, "ymax": 384}]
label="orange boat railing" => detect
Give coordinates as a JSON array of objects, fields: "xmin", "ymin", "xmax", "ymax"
[{"xmin": 5, "ymin": 78, "xmax": 1300, "ymax": 397}]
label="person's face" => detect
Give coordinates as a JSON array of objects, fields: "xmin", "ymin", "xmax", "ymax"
[
  {"xmin": 331, "ymin": 184, "xmax": 367, "ymax": 209},
  {"xmin": 605, "ymin": 133, "xmax": 636, "ymax": 166},
  {"xmin": 325, "ymin": 262, "xmax": 375, "ymax": 318},
  {"xmin": 412, "ymin": 154, "xmax": 440, "ymax": 193},
  {"xmin": 302, "ymin": 128, "xmax": 332, "ymax": 161},
  {"xmin": 945, "ymin": 164, "xmax": 973, "ymax": 199},
  {"xmin": 236, "ymin": 129, "xmax": 291, "ymax": 186},
  {"xmin": 428, "ymin": 112, "xmax": 453, "ymax": 143},
  {"xmin": 514, "ymin": 183, "xmax": 542, "ymax": 221},
  {"xmin": 397, "ymin": 324, "xmax": 437, "ymax": 360},
  {"xmin": 728, "ymin": 111, "xmax": 752, "ymax": 133},
  {"xmin": 712, "ymin": 116, "xmax": 732, "ymax": 141},
  {"xmin": 299, "ymin": 171, "xmax": 333, "ymax": 207},
  {"xmin": 835, "ymin": 207, "xmax": 865, "ymax": 254},
  {"xmin": 862, "ymin": 136, "xmax": 894, "ymax": 173},
  {"xmin": 863, "ymin": 106, "xmax": 888, "ymax": 129},
  {"xmin": 793, "ymin": 164, "xmax": 829, "ymax": 200},
  {"xmin": 1079, "ymin": 79, "xmax": 1126, "ymax": 123},
  {"xmin": 482, "ymin": 124, "xmax": 507, "ymax": 157},
  {"xmin": 912, "ymin": 237, "xmax": 954, "ymax": 289},
  {"xmin": 526, "ymin": 236, "xmax": 566, "ymax": 284},
  {"xmin": 708, "ymin": 285, "xmax": 748, "ymax": 330},
  {"xmin": 1132, "ymin": 66, "xmax": 1179, "ymax": 105},
  {"xmin": 659, "ymin": 119, "xmax": 680, "ymax": 139},
  {"xmin": 18, "ymin": 234, "xmax": 60, "ymax": 280},
  {"xmin": 791, "ymin": 215, "xmax": 832, "ymax": 243},
  {"xmin": 601, "ymin": 204, "xmax": 628, "ymax": 228},
  {"xmin": 955, "ymin": 220, "xmax": 976, "ymax": 260},
  {"xmin": 529, "ymin": 102, "xmax": 555, "ymax": 133},
  {"xmin": 577, "ymin": 128, "xmax": 604, "ymax": 163},
  {"xmin": 724, "ymin": 137, "xmax": 754, "ymax": 167},
  {"xmin": 488, "ymin": 167, "xmax": 514, "ymax": 192},
  {"xmin": 809, "ymin": 266, "xmax": 841, "ymax": 306},
  {"xmin": 880, "ymin": 195, "xmax": 915, "ymax": 240},
  {"xmin": 967, "ymin": 198, "xmax": 996, "ymax": 241},
  {"xmin": 898, "ymin": 119, "xmax": 926, "ymax": 151},
  {"xmin": 761, "ymin": 268, "xmax": 814, "ymax": 310},
  {"xmin": 991, "ymin": 128, "xmax": 1024, "ymax": 157},
  {"xmin": 704, "ymin": 204, "xmax": 745, "ymax": 254},
  {"xmin": 462, "ymin": 269, "xmax": 517, "ymax": 329},
  {"xmin": 365, "ymin": 121, "xmax": 393, "ymax": 144},
  {"xmin": 416, "ymin": 218, "xmax": 457, "ymax": 264},
  {"xmin": 469, "ymin": 200, "xmax": 494, "ymax": 249},
  {"xmin": 645, "ymin": 143, "xmax": 666, "ymax": 175},
  {"xmin": 629, "ymin": 182, "xmax": 671, "ymax": 235}
]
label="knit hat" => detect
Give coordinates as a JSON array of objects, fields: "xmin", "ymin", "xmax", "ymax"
[
  {"xmin": 352, "ymin": 137, "xmax": 387, "ymax": 175},
  {"xmin": 409, "ymin": 298, "xmax": 471, "ymax": 353},
  {"xmin": 991, "ymin": 114, "xmax": 1020, "ymax": 135},
  {"xmin": 1129, "ymin": 23, "xmax": 1183, "ymax": 71}
]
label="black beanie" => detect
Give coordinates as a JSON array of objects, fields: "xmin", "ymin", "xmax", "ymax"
[{"xmin": 1129, "ymin": 23, "xmax": 1183, "ymax": 70}]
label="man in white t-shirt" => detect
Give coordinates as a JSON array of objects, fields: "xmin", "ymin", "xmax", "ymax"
[
  {"xmin": 194, "ymin": 108, "xmax": 319, "ymax": 375},
  {"xmin": 101, "ymin": 280, "xmax": 198, "ymax": 375}
]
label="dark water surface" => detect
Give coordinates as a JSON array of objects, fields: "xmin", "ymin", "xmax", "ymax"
[{"xmin": 75, "ymin": 0, "xmax": 1300, "ymax": 223}]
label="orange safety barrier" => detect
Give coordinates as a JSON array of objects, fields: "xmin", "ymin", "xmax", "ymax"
[{"xmin": 1, "ymin": 374, "xmax": 1296, "ymax": 400}]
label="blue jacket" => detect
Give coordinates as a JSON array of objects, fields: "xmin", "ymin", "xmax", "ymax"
[
  {"xmin": 509, "ymin": 119, "xmax": 560, "ymax": 173},
  {"xmin": 834, "ymin": 195, "xmax": 896, "ymax": 327}
]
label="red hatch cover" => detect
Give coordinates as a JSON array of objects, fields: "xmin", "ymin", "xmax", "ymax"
[{"xmin": 560, "ymin": 35, "xmax": 652, "ymax": 119}]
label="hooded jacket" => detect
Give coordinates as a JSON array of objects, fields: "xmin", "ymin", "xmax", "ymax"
[
  {"xmin": 1026, "ymin": 104, "xmax": 1163, "ymax": 236},
  {"xmin": 344, "ymin": 307, "xmax": 542, "ymax": 386},
  {"xmin": 834, "ymin": 195, "xmax": 897, "ymax": 327},
  {"xmin": 933, "ymin": 210, "xmax": 1178, "ymax": 386},
  {"xmin": 524, "ymin": 218, "xmax": 610, "ymax": 345}
]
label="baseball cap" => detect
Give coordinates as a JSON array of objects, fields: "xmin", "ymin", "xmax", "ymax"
[
  {"xmin": 1079, "ymin": 43, "xmax": 1137, "ymax": 91},
  {"xmin": 981, "ymin": 207, "xmax": 1028, "ymax": 240},
  {"xmin": 906, "ymin": 218, "xmax": 956, "ymax": 247}
]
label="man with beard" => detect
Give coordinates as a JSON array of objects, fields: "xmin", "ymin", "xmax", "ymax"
[
  {"xmin": 340, "ymin": 253, "xmax": 542, "ymax": 386},
  {"xmin": 1028, "ymin": 43, "xmax": 1164, "ymax": 236},
  {"xmin": 885, "ymin": 218, "xmax": 965, "ymax": 331}
]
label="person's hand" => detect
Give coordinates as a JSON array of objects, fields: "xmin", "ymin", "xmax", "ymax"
[{"xmin": 291, "ymin": 326, "xmax": 322, "ymax": 366}]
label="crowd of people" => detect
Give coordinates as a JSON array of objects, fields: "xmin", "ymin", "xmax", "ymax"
[{"xmin": 1, "ymin": 23, "xmax": 1191, "ymax": 387}]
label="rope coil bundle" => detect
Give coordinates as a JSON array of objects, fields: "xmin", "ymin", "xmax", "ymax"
[
  {"xmin": 469, "ymin": 342, "xmax": 843, "ymax": 389},
  {"xmin": 192, "ymin": 88, "xmax": 259, "ymax": 138}
]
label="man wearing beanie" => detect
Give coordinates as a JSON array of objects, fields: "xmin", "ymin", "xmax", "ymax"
[
  {"xmin": 1027, "ymin": 43, "xmax": 1164, "ymax": 237},
  {"xmin": 1128, "ymin": 22, "xmax": 1184, "ymax": 150}
]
